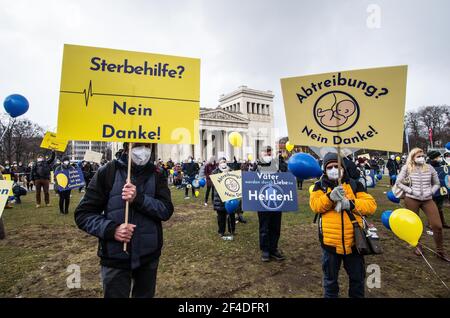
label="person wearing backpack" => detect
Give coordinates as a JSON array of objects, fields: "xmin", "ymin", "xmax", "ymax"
[
  {"xmin": 74, "ymin": 142, "xmax": 174, "ymax": 298},
  {"xmin": 310, "ymin": 152, "xmax": 377, "ymax": 298},
  {"xmin": 30, "ymin": 151, "xmax": 55, "ymax": 208},
  {"xmin": 395, "ymin": 148, "xmax": 449, "ymax": 262}
]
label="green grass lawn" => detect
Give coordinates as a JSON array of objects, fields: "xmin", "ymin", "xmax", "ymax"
[{"xmin": 0, "ymin": 178, "xmax": 449, "ymax": 298}]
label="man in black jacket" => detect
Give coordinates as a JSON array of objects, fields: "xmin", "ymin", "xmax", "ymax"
[
  {"xmin": 75, "ymin": 142, "xmax": 174, "ymax": 298},
  {"xmin": 182, "ymin": 156, "xmax": 199, "ymax": 199},
  {"xmin": 31, "ymin": 151, "xmax": 55, "ymax": 208},
  {"xmin": 386, "ymin": 155, "xmax": 399, "ymax": 186},
  {"xmin": 254, "ymin": 146, "xmax": 285, "ymax": 262}
]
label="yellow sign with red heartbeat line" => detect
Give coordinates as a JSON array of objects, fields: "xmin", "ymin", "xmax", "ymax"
[{"xmin": 56, "ymin": 44, "xmax": 200, "ymax": 144}]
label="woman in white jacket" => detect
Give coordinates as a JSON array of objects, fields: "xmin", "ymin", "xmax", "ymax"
[{"xmin": 396, "ymin": 148, "xmax": 449, "ymax": 262}]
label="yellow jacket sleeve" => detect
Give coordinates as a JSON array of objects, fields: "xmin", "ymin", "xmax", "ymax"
[
  {"xmin": 310, "ymin": 189, "xmax": 334, "ymax": 214},
  {"xmin": 353, "ymin": 191, "xmax": 377, "ymax": 216}
]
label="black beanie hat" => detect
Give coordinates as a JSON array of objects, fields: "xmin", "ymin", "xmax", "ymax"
[
  {"xmin": 427, "ymin": 150, "xmax": 441, "ymax": 160},
  {"xmin": 323, "ymin": 152, "xmax": 339, "ymax": 170}
]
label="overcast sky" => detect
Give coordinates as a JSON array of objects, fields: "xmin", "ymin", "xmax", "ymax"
[{"xmin": 1, "ymin": 0, "xmax": 449, "ymax": 137}]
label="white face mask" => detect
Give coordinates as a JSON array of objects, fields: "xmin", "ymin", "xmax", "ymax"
[
  {"xmin": 326, "ymin": 167, "xmax": 342, "ymax": 181},
  {"xmin": 37, "ymin": 158, "xmax": 43, "ymax": 162},
  {"xmin": 131, "ymin": 146, "xmax": 152, "ymax": 166},
  {"xmin": 219, "ymin": 163, "xmax": 229, "ymax": 172},
  {"xmin": 414, "ymin": 157, "xmax": 425, "ymax": 165},
  {"xmin": 63, "ymin": 161, "xmax": 70, "ymax": 165},
  {"xmin": 390, "ymin": 155, "xmax": 395, "ymax": 160},
  {"xmin": 262, "ymin": 155, "xmax": 272, "ymax": 163}
]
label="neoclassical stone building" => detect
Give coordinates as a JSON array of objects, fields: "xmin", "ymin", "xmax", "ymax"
[{"xmin": 111, "ymin": 86, "xmax": 275, "ymax": 162}]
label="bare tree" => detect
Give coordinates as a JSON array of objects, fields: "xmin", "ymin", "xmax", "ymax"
[{"xmin": 0, "ymin": 115, "xmax": 44, "ymax": 164}]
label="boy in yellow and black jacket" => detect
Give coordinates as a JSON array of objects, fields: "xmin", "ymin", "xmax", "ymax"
[{"xmin": 310, "ymin": 152, "xmax": 376, "ymax": 298}]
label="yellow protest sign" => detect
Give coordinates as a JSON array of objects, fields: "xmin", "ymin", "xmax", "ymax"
[
  {"xmin": 281, "ymin": 66, "xmax": 407, "ymax": 152},
  {"xmin": 2, "ymin": 174, "xmax": 13, "ymax": 196},
  {"xmin": 210, "ymin": 170, "xmax": 242, "ymax": 202},
  {"xmin": 0, "ymin": 180, "xmax": 13, "ymax": 217},
  {"xmin": 57, "ymin": 44, "xmax": 200, "ymax": 144},
  {"xmin": 40, "ymin": 131, "xmax": 68, "ymax": 152}
]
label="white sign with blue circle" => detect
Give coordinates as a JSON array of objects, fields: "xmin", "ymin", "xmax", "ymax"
[{"xmin": 242, "ymin": 172, "xmax": 298, "ymax": 212}]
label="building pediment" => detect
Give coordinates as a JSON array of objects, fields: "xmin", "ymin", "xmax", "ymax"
[{"xmin": 200, "ymin": 109, "xmax": 249, "ymax": 123}]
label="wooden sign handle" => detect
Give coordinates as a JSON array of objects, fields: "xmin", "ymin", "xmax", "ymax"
[{"xmin": 123, "ymin": 142, "xmax": 133, "ymax": 252}]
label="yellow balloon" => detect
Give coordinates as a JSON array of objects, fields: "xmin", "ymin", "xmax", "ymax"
[
  {"xmin": 56, "ymin": 173, "xmax": 68, "ymax": 188},
  {"xmin": 228, "ymin": 132, "xmax": 243, "ymax": 147},
  {"xmin": 309, "ymin": 184, "xmax": 315, "ymax": 194},
  {"xmin": 195, "ymin": 190, "xmax": 199, "ymax": 197},
  {"xmin": 396, "ymin": 156, "xmax": 401, "ymax": 162},
  {"xmin": 247, "ymin": 154, "xmax": 253, "ymax": 161},
  {"xmin": 286, "ymin": 141, "xmax": 294, "ymax": 152},
  {"xmin": 169, "ymin": 169, "xmax": 174, "ymax": 175},
  {"xmin": 389, "ymin": 208, "xmax": 423, "ymax": 247}
]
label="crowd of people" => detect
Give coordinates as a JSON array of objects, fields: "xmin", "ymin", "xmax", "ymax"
[{"xmin": 0, "ymin": 144, "xmax": 448, "ymax": 298}]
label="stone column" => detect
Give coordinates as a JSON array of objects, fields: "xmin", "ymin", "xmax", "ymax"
[
  {"xmin": 194, "ymin": 129, "xmax": 202, "ymax": 161},
  {"xmin": 224, "ymin": 130, "xmax": 230, "ymax": 160},
  {"xmin": 206, "ymin": 130, "xmax": 213, "ymax": 160}
]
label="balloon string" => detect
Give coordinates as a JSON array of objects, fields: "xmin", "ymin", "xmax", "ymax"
[
  {"xmin": 418, "ymin": 242, "xmax": 440, "ymax": 257},
  {"xmin": 418, "ymin": 249, "xmax": 449, "ymax": 291}
]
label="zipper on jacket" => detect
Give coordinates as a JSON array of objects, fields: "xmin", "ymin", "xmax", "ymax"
[{"xmin": 341, "ymin": 211, "xmax": 346, "ymax": 255}]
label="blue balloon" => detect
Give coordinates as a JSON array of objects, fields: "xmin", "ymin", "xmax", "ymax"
[
  {"xmin": 173, "ymin": 171, "xmax": 178, "ymax": 177},
  {"xmin": 288, "ymin": 153, "xmax": 322, "ymax": 180},
  {"xmin": 199, "ymin": 178, "xmax": 206, "ymax": 187},
  {"xmin": 4, "ymin": 94, "xmax": 29, "ymax": 118},
  {"xmin": 381, "ymin": 210, "xmax": 393, "ymax": 230},
  {"xmin": 225, "ymin": 199, "xmax": 239, "ymax": 215},
  {"xmin": 446, "ymin": 142, "xmax": 450, "ymax": 151},
  {"xmin": 192, "ymin": 179, "xmax": 200, "ymax": 188},
  {"xmin": 376, "ymin": 173, "xmax": 382, "ymax": 181},
  {"xmin": 390, "ymin": 175, "xmax": 397, "ymax": 182},
  {"xmin": 387, "ymin": 190, "xmax": 400, "ymax": 204}
]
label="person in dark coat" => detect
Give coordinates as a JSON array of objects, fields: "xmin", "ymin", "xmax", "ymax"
[
  {"xmin": 212, "ymin": 158, "xmax": 235, "ymax": 237},
  {"xmin": 255, "ymin": 146, "xmax": 285, "ymax": 262},
  {"xmin": 25, "ymin": 162, "xmax": 33, "ymax": 191},
  {"xmin": 386, "ymin": 155, "xmax": 399, "ymax": 186},
  {"xmin": 54, "ymin": 156, "xmax": 73, "ymax": 215},
  {"xmin": 74, "ymin": 142, "xmax": 174, "ymax": 298},
  {"xmin": 182, "ymin": 156, "xmax": 199, "ymax": 199},
  {"xmin": 428, "ymin": 150, "xmax": 449, "ymax": 229},
  {"xmin": 30, "ymin": 151, "xmax": 55, "ymax": 208},
  {"xmin": 203, "ymin": 156, "xmax": 217, "ymax": 206}
]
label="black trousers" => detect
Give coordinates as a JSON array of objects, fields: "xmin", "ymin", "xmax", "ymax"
[
  {"xmin": 258, "ymin": 212, "xmax": 282, "ymax": 253},
  {"xmin": 322, "ymin": 249, "xmax": 365, "ymax": 298},
  {"xmin": 297, "ymin": 178, "xmax": 303, "ymax": 189},
  {"xmin": 216, "ymin": 210, "xmax": 235, "ymax": 235},
  {"xmin": 204, "ymin": 185, "xmax": 214, "ymax": 203},
  {"xmin": 101, "ymin": 258, "xmax": 159, "ymax": 298},
  {"xmin": 58, "ymin": 190, "xmax": 71, "ymax": 214},
  {"xmin": 185, "ymin": 186, "xmax": 196, "ymax": 197}
]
